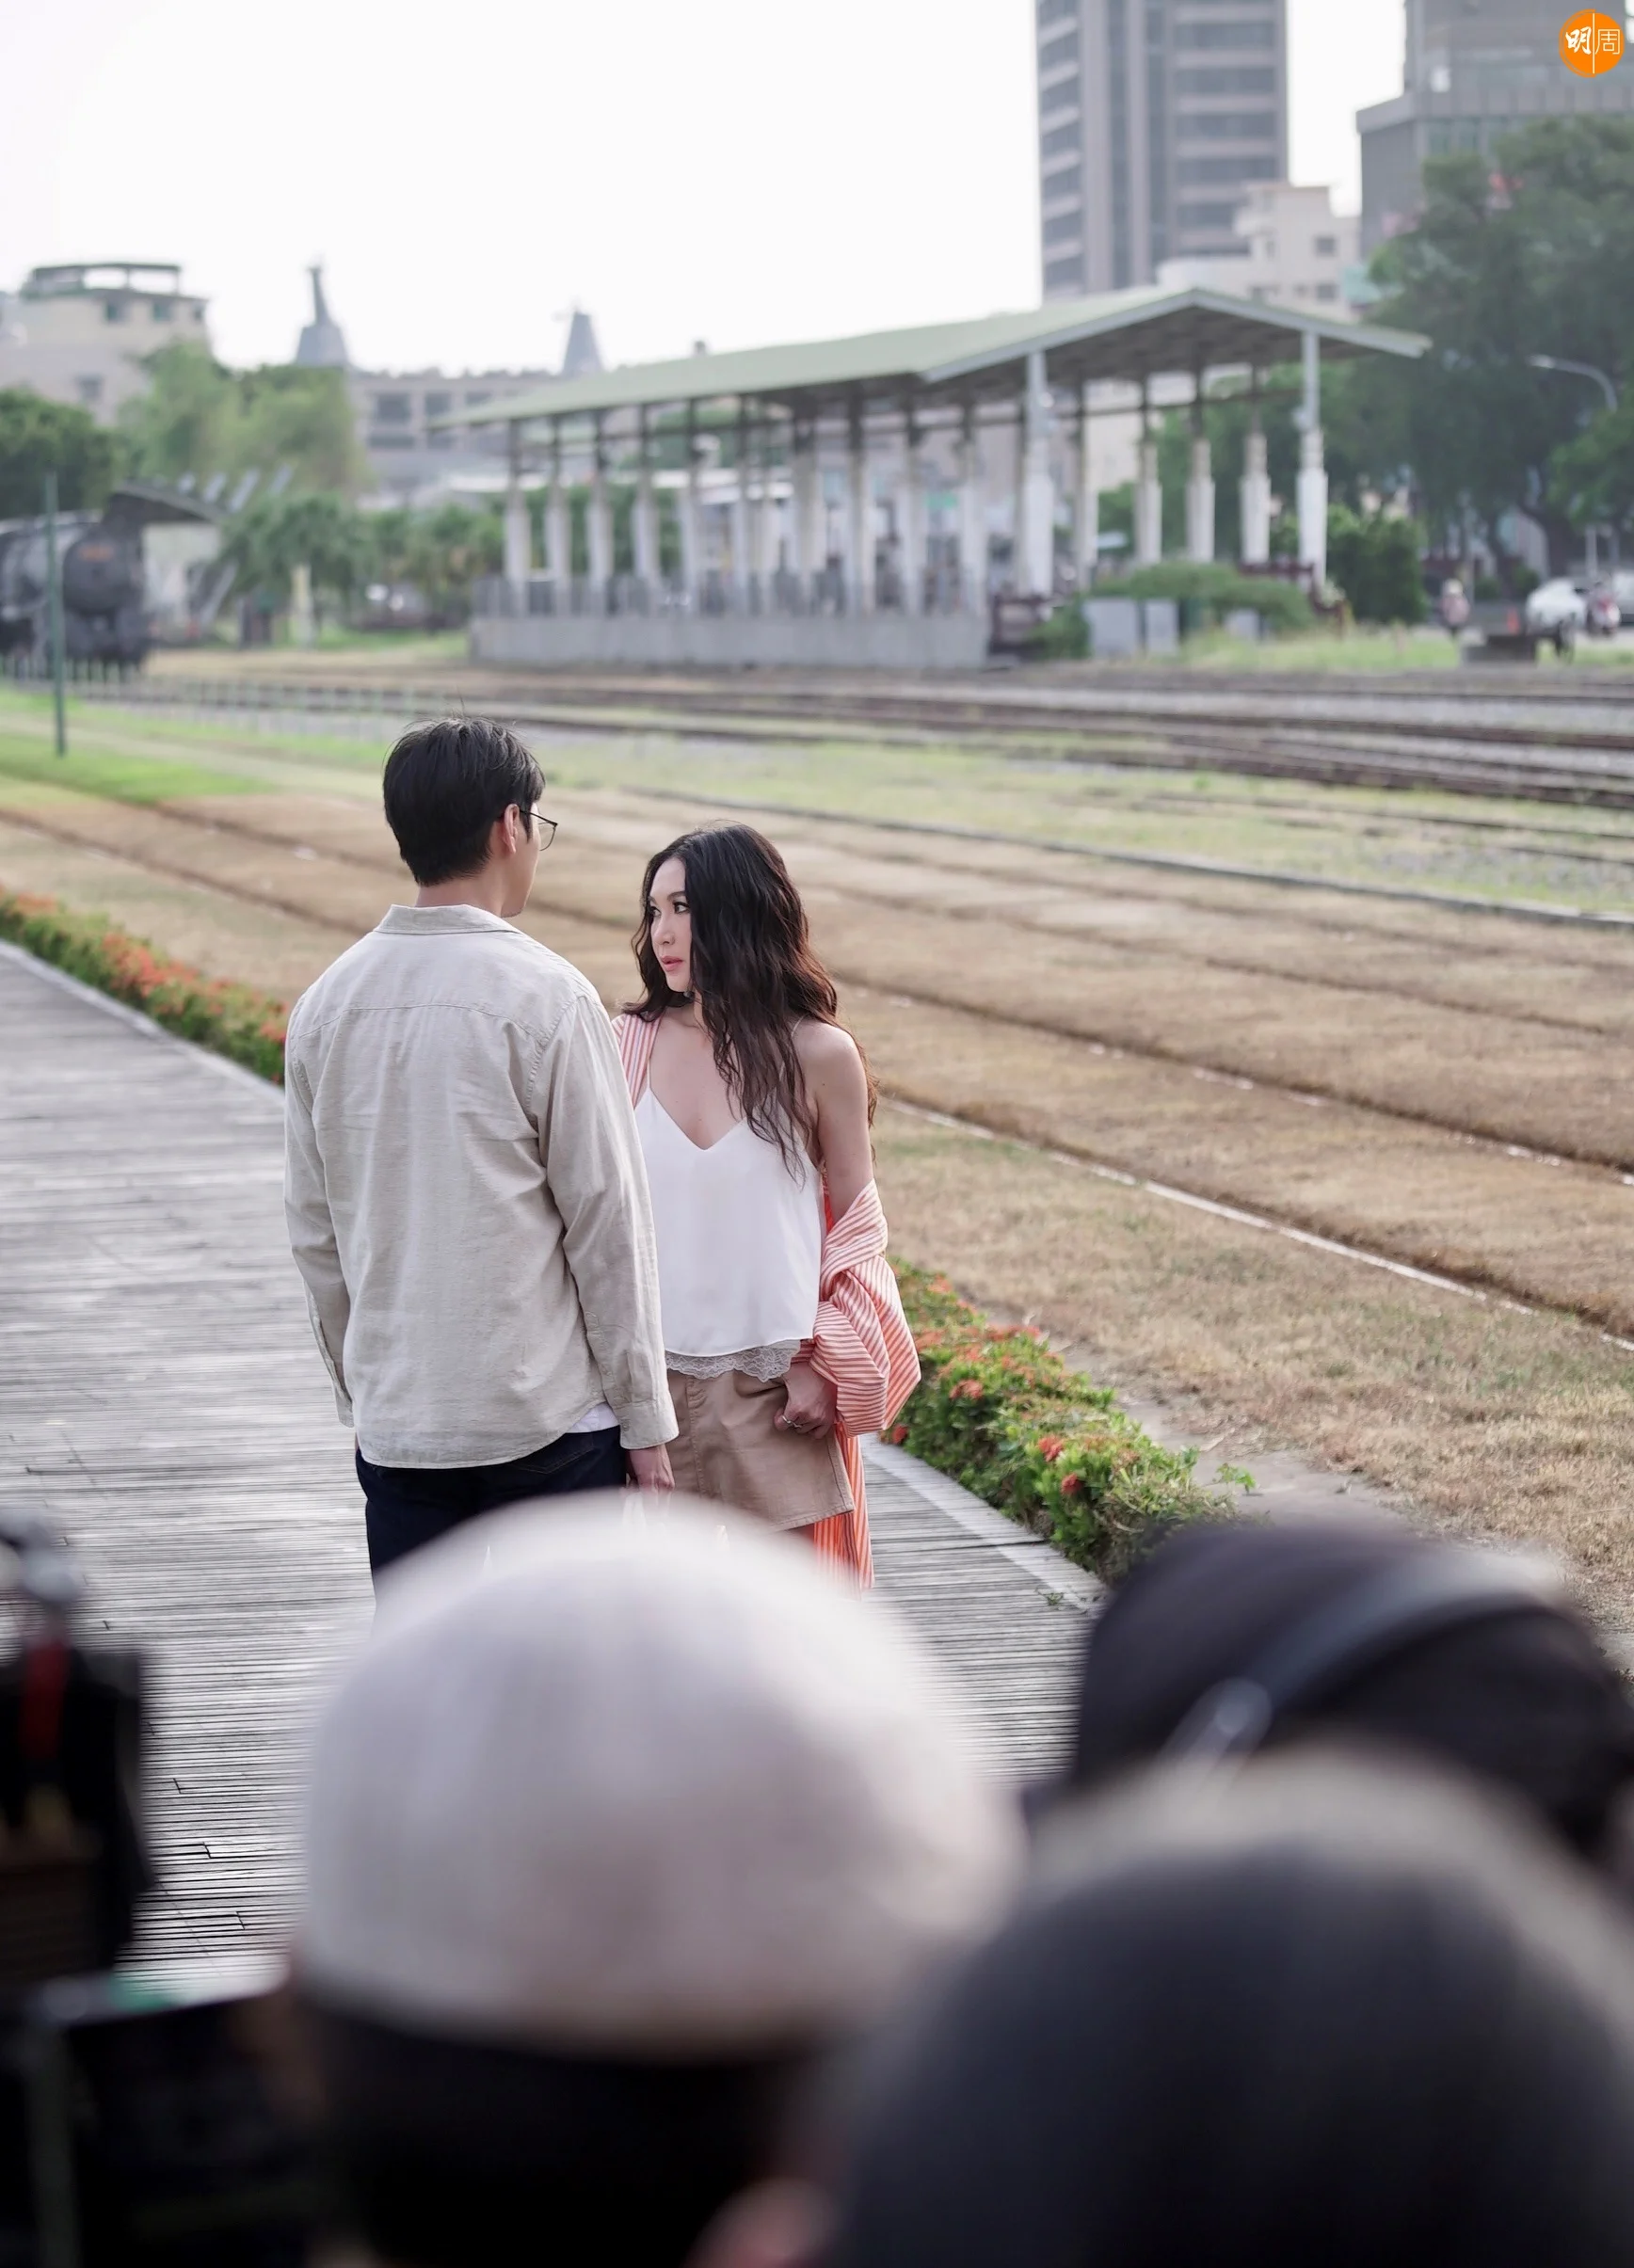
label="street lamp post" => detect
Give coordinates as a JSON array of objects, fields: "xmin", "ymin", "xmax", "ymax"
[
  {"xmin": 1529, "ymin": 356, "xmax": 1621, "ymax": 578},
  {"xmin": 1528, "ymin": 353, "xmax": 1619, "ymax": 415}
]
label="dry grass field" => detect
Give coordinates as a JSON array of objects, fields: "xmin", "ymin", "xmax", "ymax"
[{"xmin": 5, "ymin": 687, "xmax": 1634, "ymax": 1613}]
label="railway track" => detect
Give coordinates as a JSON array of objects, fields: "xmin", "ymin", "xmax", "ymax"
[
  {"xmin": 7, "ymin": 761, "xmax": 1634, "ymax": 1336},
  {"xmin": 7, "ymin": 773, "xmax": 1632, "ymax": 1162},
  {"xmin": 65, "ymin": 680, "xmax": 1634, "ymax": 861},
  {"xmin": 20, "ymin": 693, "xmax": 1634, "ymax": 947},
  {"xmin": 61, "ymin": 668, "xmax": 1634, "ymax": 809}
]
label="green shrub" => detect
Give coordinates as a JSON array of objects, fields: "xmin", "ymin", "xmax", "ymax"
[
  {"xmin": 1030, "ymin": 601, "xmax": 1090, "ymax": 660},
  {"xmin": 0, "ymin": 892, "xmax": 287, "ymax": 1083},
  {"xmin": 1326, "ymin": 507, "xmax": 1427, "ymax": 625},
  {"xmin": 1091, "ymin": 561, "xmax": 1314, "ymax": 635},
  {"xmin": 889, "ymin": 1264, "xmax": 1245, "ymax": 1581}
]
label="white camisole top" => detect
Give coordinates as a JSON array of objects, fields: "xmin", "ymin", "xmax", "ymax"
[{"xmin": 634, "ymin": 1087, "xmax": 824, "ymax": 1379}]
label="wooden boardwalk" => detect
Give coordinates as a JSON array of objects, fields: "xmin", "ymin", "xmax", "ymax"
[{"xmin": 0, "ymin": 946, "xmax": 1086, "ymax": 1972}]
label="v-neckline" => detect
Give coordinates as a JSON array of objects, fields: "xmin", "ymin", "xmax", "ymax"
[{"xmin": 646, "ymin": 1085, "xmax": 746, "ymax": 1157}]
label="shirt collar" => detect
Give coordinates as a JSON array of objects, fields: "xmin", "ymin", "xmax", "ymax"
[{"xmin": 377, "ymin": 903, "xmax": 519, "ymax": 936}]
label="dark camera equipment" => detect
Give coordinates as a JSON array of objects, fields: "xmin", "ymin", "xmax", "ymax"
[
  {"xmin": 21, "ymin": 1974, "xmax": 319, "ymax": 2268},
  {"xmin": 0, "ymin": 1520, "xmax": 323, "ymax": 2266},
  {"xmin": 0, "ymin": 1519, "xmax": 146, "ymax": 1996}
]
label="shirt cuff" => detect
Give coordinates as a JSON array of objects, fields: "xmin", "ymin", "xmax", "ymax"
[{"xmin": 617, "ymin": 1391, "xmax": 679, "ymax": 1451}]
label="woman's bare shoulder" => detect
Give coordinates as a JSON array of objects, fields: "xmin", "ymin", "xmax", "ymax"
[
  {"xmin": 793, "ymin": 1019, "xmax": 863, "ymax": 1073},
  {"xmin": 794, "ymin": 1020, "xmax": 867, "ymax": 1105}
]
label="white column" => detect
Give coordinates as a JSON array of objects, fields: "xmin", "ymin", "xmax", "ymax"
[
  {"xmin": 1297, "ymin": 331, "xmax": 1329, "ymax": 587},
  {"xmin": 729, "ymin": 410, "xmax": 752, "ymax": 610},
  {"xmin": 586, "ymin": 422, "xmax": 612, "ymax": 608},
  {"xmin": 760, "ymin": 425, "xmax": 783, "ymax": 593},
  {"xmin": 678, "ymin": 417, "xmax": 701, "ymax": 609},
  {"xmin": 1134, "ymin": 409, "xmax": 1163, "ymax": 567},
  {"xmin": 898, "ymin": 411, "xmax": 922, "ymax": 615},
  {"xmin": 633, "ymin": 415, "xmax": 659, "ymax": 599},
  {"xmin": 544, "ymin": 424, "xmax": 569, "ymax": 599},
  {"xmin": 1240, "ymin": 416, "xmax": 1272, "ymax": 566},
  {"xmin": 503, "ymin": 421, "xmax": 531, "ymax": 596},
  {"xmin": 1077, "ymin": 390, "xmax": 1097, "ymax": 587},
  {"xmin": 847, "ymin": 409, "xmax": 874, "ymax": 615},
  {"xmin": 1019, "ymin": 349, "xmax": 1055, "ymax": 597},
  {"xmin": 792, "ymin": 424, "xmax": 822, "ymax": 607},
  {"xmin": 1186, "ymin": 431, "xmax": 1215, "ymax": 565},
  {"xmin": 958, "ymin": 407, "xmax": 985, "ymax": 614},
  {"xmin": 744, "ymin": 422, "xmax": 764, "ymax": 608},
  {"xmin": 290, "ymin": 561, "xmax": 315, "ymax": 647}
]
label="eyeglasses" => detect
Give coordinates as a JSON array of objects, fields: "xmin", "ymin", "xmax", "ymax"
[{"xmin": 521, "ymin": 809, "xmax": 558, "ymax": 850}]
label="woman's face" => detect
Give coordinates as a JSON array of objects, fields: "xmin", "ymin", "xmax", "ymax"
[{"xmin": 648, "ymin": 857, "xmax": 693, "ymax": 996}]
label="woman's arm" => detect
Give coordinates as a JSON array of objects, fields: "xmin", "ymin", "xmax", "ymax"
[
  {"xmin": 796, "ymin": 1022, "xmax": 873, "ymax": 1218},
  {"xmin": 779, "ymin": 1024, "xmax": 873, "ymax": 1440}
]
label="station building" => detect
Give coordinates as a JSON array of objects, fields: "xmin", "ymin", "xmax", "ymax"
[{"xmin": 449, "ymin": 286, "xmax": 1423, "ymax": 672}]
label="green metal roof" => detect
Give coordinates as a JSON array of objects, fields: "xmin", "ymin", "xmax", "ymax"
[{"xmin": 441, "ymin": 286, "xmax": 1426, "ymax": 431}]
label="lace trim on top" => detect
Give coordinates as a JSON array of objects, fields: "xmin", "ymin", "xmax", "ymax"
[{"xmin": 666, "ymin": 1342, "xmax": 800, "ymax": 1382}]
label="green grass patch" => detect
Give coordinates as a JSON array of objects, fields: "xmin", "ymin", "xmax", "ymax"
[
  {"xmin": 889, "ymin": 1263, "xmax": 1247, "ymax": 1581},
  {"xmin": 0, "ymin": 891, "xmax": 287, "ymax": 1082},
  {"xmin": 0, "ymin": 727, "xmax": 259, "ymax": 805}
]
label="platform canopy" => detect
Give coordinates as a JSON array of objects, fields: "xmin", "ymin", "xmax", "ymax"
[{"xmin": 445, "ymin": 285, "xmax": 1426, "ymax": 433}]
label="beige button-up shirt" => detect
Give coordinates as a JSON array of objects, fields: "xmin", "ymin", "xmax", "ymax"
[{"xmin": 283, "ymin": 904, "xmax": 675, "ymax": 1468}]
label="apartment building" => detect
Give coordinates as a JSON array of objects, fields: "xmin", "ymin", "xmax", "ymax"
[{"xmin": 1038, "ymin": 0, "xmax": 1288, "ymax": 297}]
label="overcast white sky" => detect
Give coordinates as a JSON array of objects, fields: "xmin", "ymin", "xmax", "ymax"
[{"xmin": 0, "ymin": 0, "xmax": 1405, "ymax": 375}]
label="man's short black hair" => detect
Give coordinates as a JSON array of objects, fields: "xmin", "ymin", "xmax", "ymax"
[{"xmin": 382, "ymin": 718, "xmax": 545, "ymax": 886}]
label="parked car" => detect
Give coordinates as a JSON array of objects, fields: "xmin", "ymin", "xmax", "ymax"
[{"xmin": 1525, "ymin": 578, "xmax": 1589, "ymax": 634}]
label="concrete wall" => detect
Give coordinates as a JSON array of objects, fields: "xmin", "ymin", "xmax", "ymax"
[{"xmin": 471, "ymin": 611, "xmax": 991, "ymax": 672}]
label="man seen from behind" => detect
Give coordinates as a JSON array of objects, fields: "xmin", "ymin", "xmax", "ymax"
[{"xmin": 284, "ymin": 718, "xmax": 675, "ymax": 1575}]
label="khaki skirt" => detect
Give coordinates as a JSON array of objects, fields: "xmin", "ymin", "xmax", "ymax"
[{"xmin": 665, "ymin": 1367, "xmax": 854, "ymax": 1531}]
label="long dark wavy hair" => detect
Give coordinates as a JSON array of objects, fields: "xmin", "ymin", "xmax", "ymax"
[{"xmin": 628, "ymin": 824, "xmax": 875, "ymax": 1169}]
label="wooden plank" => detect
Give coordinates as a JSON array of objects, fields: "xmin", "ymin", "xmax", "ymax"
[
  {"xmin": 0, "ymin": 949, "xmax": 370, "ymax": 1975},
  {"xmin": 0, "ymin": 947, "xmax": 1085, "ymax": 1973}
]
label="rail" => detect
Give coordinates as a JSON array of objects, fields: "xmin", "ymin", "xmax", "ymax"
[{"xmin": 16, "ymin": 667, "xmax": 1634, "ymax": 810}]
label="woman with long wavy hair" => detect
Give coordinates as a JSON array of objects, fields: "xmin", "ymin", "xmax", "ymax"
[{"xmin": 614, "ymin": 824, "xmax": 918, "ymax": 1584}]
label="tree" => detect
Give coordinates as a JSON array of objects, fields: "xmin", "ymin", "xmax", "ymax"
[
  {"xmin": 112, "ymin": 343, "xmax": 232, "ymax": 486},
  {"xmin": 232, "ymin": 362, "xmax": 363, "ymax": 498},
  {"xmin": 366, "ymin": 501, "xmax": 503, "ymax": 622},
  {"xmin": 0, "ymin": 389, "xmax": 121, "ymax": 519},
  {"xmin": 1339, "ymin": 118, "xmax": 1634, "ymax": 575},
  {"xmin": 118, "ymin": 342, "xmax": 367, "ymax": 499},
  {"xmin": 223, "ymin": 491, "xmax": 372, "ymax": 610},
  {"xmin": 1326, "ymin": 506, "xmax": 1427, "ymax": 624}
]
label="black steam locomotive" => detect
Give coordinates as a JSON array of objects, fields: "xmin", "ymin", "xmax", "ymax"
[{"xmin": 0, "ymin": 483, "xmax": 221, "ymax": 669}]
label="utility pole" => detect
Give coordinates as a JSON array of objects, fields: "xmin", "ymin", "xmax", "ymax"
[
  {"xmin": 1530, "ymin": 358, "xmax": 1621, "ymax": 582},
  {"xmin": 43, "ymin": 471, "xmax": 67, "ymax": 757}
]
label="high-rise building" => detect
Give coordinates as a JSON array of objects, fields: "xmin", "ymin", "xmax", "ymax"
[
  {"xmin": 1037, "ymin": 0, "xmax": 1288, "ymax": 299},
  {"xmin": 1359, "ymin": 1, "xmax": 1634, "ymax": 254}
]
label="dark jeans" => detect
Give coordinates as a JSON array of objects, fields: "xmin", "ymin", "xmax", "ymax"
[{"xmin": 357, "ymin": 1427, "xmax": 626, "ymax": 1578}]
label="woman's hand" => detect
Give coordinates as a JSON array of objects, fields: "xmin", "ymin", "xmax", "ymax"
[{"xmin": 777, "ymin": 1360, "xmax": 838, "ymax": 1438}]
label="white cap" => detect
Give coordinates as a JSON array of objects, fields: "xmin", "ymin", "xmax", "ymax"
[{"xmin": 297, "ymin": 1495, "xmax": 1023, "ymax": 2055}]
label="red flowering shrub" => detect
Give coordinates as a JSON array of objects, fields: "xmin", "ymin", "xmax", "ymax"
[
  {"xmin": 889, "ymin": 1262, "xmax": 1242, "ymax": 1581},
  {"xmin": 0, "ymin": 891, "xmax": 288, "ymax": 1085}
]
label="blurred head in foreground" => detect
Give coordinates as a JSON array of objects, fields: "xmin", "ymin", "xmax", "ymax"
[
  {"xmin": 1067, "ymin": 1521, "xmax": 1634, "ymax": 1863},
  {"xmin": 296, "ymin": 1495, "xmax": 1022, "ymax": 2268},
  {"xmin": 831, "ymin": 1754, "xmax": 1634, "ymax": 2268}
]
